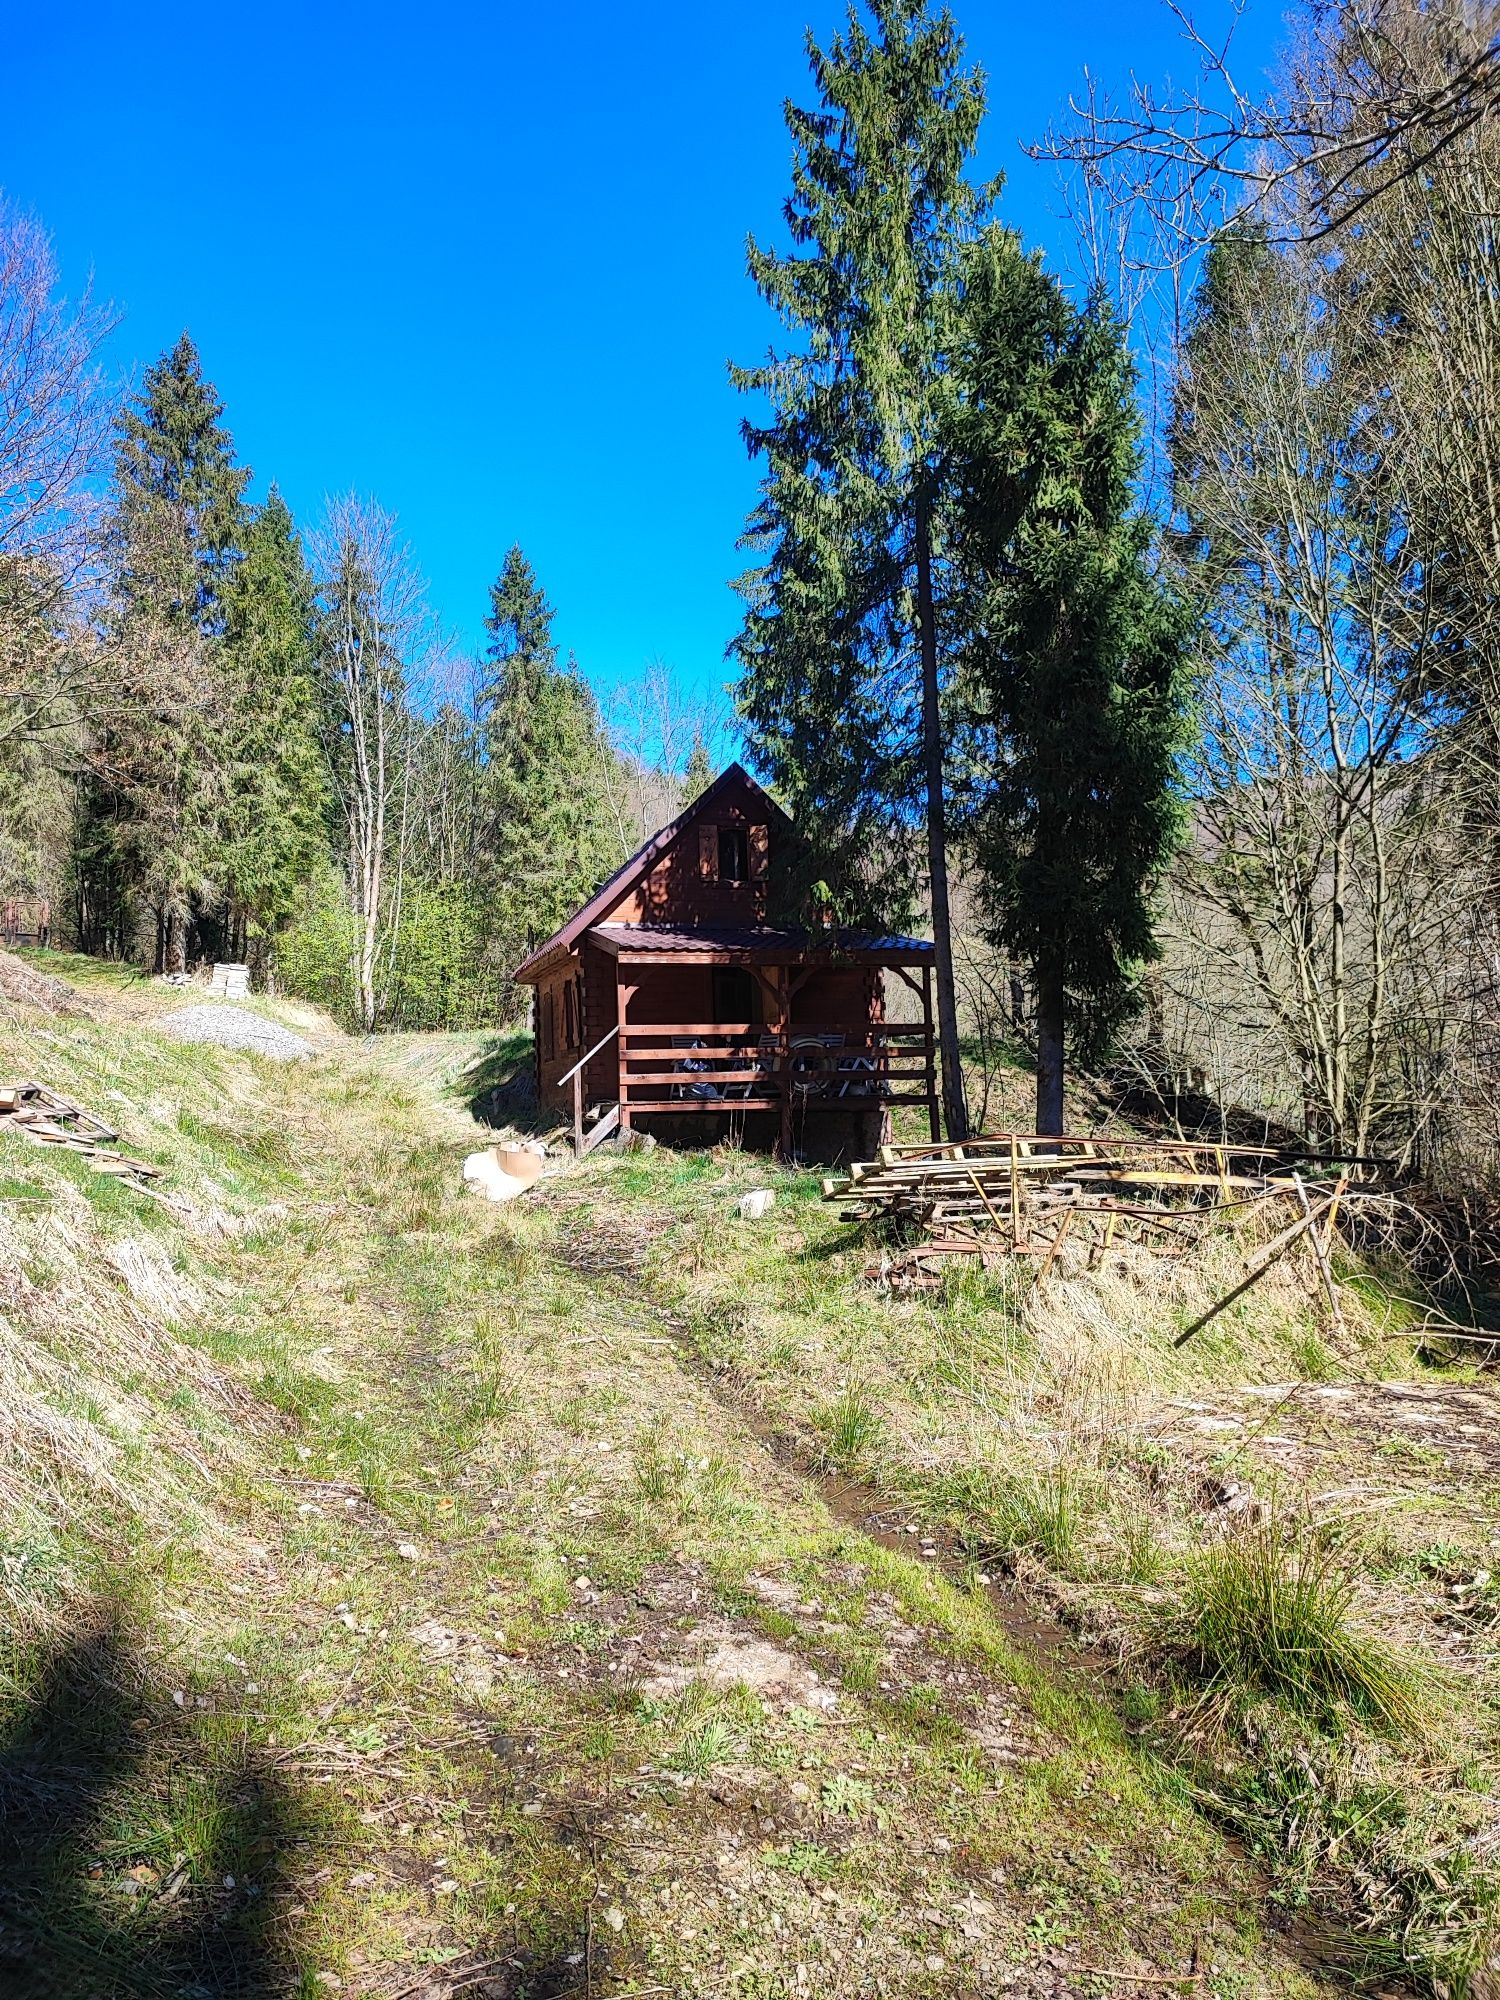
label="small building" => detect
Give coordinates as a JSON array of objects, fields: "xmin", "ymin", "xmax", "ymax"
[{"xmin": 512, "ymin": 764, "xmax": 939, "ymax": 1157}]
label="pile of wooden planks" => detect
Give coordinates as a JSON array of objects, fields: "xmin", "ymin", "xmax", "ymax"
[
  {"xmin": 825, "ymin": 1133, "xmax": 1362, "ymax": 1284},
  {"xmin": 0, "ymin": 1081, "xmax": 162, "ymax": 1181}
]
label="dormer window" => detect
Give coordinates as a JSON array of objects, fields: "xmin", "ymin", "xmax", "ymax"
[{"xmin": 718, "ymin": 825, "xmax": 749, "ymax": 884}]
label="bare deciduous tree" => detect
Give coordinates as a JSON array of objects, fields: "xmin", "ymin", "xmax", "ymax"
[
  {"xmin": 598, "ymin": 659, "xmax": 740, "ymax": 848},
  {"xmin": 314, "ymin": 496, "xmax": 435, "ymax": 1032},
  {"xmin": 1163, "ymin": 216, "xmax": 1483, "ymax": 1161},
  {"xmin": 0, "ymin": 195, "xmax": 120, "ymax": 757},
  {"xmin": 1038, "ymin": 0, "xmax": 1500, "ymax": 246}
]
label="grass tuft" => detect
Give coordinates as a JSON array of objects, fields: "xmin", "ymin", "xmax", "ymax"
[
  {"xmin": 1182, "ymin": 1522, "xmax": 1426, "ymax": 1734},
  {"xmin": 815, "ymin": 1384, "xmax": 883, "ymax": 1468}
]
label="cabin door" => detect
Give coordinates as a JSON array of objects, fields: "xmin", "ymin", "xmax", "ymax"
[{"xmin": 711, "ymin": 966, "xmax": 760, "ymax": 1028}]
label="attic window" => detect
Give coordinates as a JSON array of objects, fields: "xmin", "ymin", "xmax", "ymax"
[{"xmin": 718, "ymin": 825, "xmax": 749, "ymax": 884}]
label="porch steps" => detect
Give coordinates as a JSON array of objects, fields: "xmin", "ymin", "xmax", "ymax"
[{"xmin": 578, "ymin": 1102, "xmax": 621, "ymax": 1157}]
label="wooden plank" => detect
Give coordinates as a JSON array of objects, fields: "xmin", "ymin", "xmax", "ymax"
[
  {"xmin": 621, "ymin": 1020, "xmax": 933, "ymax": 1040},
  {"xmin": 776, "ymin": 965, "xmax": 792, "ymax": 1159},
  {"xmin": 580, "ymin": 1104, "xmax": 621, "ymax": 1155},
  {"xmin": 922, "ymin": 962, "xmax": 940, "ymax": 1143}
]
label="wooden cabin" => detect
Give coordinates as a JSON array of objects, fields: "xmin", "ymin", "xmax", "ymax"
[{"xmin": 512, "ymin": 764, "xmax": 939, "ymax": 1157}]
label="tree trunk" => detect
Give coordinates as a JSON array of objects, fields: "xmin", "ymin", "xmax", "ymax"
[
  {"xmin": 1035, "ymin": 955, "xmax": 1065, "ymax": 1135},
  {"xmin": 1144, "ymin": 966, "xmax": 1167, "ymax": 1075},
  {"xmin": 915, "ymin": 496, "xmax": 968, "ymax": 1142},
  {"xmin": 165, "ymin": 901, "xmax": 187, "ymax": 977},
  {"xmin": 1008, "ymin": 957, "xmax": 1026, "ymax": 1032}
]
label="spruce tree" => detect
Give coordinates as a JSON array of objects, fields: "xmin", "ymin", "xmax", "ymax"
[
  {"xmin": 947, "ymin": 237, "xmax": 1191, "ymax": 1132},
  {"xmin": 81, "ymin": 333, "xmax": 251, "ymax": 970},
  {"xmin": 218, "ymin": 490, "xmax": 328, "ymax": 958},
  {"xmin": 480, "ymin": 546, "xmax": 624, "ymax": 965},
  {"xmin": 732, "ymin": 0, "xmax": 990, "ymax": 1140},
  {"xmin": 681, "ymin": 730, "xmax": 715, "ymax": 802},
  {"xmin": 113, "ymin": 331, "xmax": 249, "ymax": 634}
]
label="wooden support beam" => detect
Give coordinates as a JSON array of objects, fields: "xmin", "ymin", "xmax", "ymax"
[
  {"xmin": 922, "ymin": 964, "xmax": 940, "ymax": 1143},
  {"xmin": 751, "ymin": 967, "xmax": 781, "ymax": 1017},
  {"xmin": 777, "ymin": 965, "xmax": 793, "ymax": 1159},
  {"xmin": 616, "ymin": 976, "xmax": 636, "ymax": 1131}
]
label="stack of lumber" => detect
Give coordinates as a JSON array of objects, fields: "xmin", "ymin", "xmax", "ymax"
[
  {"xmin": 0, "ymin": 1081, "xmax": 162, "ymax": 1180},
  {"xmin": 824, "ymin": 1133, "xmax": 1348, "ymax": 1270}
]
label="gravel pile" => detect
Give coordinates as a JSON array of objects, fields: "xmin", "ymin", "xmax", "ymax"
[{"xmin": 160, "ymin": 1004, "xmax": 313, "ymax": 1062}]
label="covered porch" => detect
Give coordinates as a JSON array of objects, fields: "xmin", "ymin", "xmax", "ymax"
[{"xmin": 561, "ymin": 924, "xmax": 939, "ymax": 1158}]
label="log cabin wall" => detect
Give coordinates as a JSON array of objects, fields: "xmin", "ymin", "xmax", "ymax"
[
  {"xmin": 533, "ymin": 955, "xmax": 590, "ymax": 1114},
  {"xmin": 626, "ymin": 966, "xmax": 714, "ymax": 1024},
  {"xmin": 609, "ymin": 772, "xmax": 773, "ymax": 926},
  {"xmin": 788, "ymin": 967, "xmax": 875, "ymax": 1032}
]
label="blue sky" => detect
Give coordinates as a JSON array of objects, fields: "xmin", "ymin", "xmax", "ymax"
[{"xmin": 6, "ymin": 0, "xmax": 1282, "ymax": 719}]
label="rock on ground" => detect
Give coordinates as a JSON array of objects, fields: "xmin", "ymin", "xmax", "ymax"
[{"xmin": 159, "ymin": 1004, "xmax": 313, "ymax": 1062}]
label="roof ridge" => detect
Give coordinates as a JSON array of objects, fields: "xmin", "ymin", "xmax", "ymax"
[{"xmin": 511, "ymin": 762, "xmax": 789, "ymax": 983}]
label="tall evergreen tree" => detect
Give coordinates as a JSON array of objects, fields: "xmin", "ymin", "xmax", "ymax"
[
  {"xmin": 483, "ymin": 545, "xmax": 556, "ymax": 682},
  {"xmin": 480, "ymin": 545, "xmax": 624, "ymax": 966},
  {"xmin": 76, "ymin": 333, "xmax": 251, "ymax": 969},
  {"xmin": 732, "ymin": 0, "xmax": 990, "ymax": 1140},
  {"xmin": 217, "ymin": 490, "xmax": 328, "ymax": 958},
  {"xmin": 947, "ymin": 238, "xmax": 1191, "ymax": 1132},
  {"xmin": 112, "ymin": 331, "xmax": 249, "ymax": 634}
]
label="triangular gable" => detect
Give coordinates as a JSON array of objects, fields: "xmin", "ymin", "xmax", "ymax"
[{"xmin": 511, "ymin": 762, "xmax": 791, "ymax": 983}]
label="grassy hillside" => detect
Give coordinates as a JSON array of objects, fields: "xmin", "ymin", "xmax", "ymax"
[{"xmin": 0, "ymin": 956, "xmax": 1492, "ymax": 1998}]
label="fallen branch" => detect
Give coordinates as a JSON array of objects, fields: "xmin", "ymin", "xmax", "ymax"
[
  {"xmin": 1172, "ymin": 1197, "xmax": 1336, "ymax": 1349},
  {"xmin": 1294, "ymin": 1170, "xmax": 1347, "ymax": 1337}
]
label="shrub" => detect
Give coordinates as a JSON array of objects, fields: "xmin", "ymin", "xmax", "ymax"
[{"xmin": 273, "ymin": 865, "xmax": 358, "ymax": 1023}]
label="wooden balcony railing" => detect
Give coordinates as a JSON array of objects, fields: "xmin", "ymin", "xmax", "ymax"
[{"xmin": 616, "ymin": 1022, "xmax": 937, "ymax": 1124}]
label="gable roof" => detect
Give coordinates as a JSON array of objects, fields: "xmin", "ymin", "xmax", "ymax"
[{"xmin": 511, "ymin": 762, "xmax": 792, "ymax": 984}]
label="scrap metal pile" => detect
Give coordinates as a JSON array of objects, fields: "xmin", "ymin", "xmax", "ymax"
[
  {"xmin": 0, "ymin": 1080, "xmax": 161, "ymax": 1181},
  {"xmin": 825, "ymin": 1133, "xmax": 1369, "ymax": 1308}
]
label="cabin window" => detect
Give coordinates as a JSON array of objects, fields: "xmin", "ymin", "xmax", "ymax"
[
  {"xmin": 712, "ymin": 966, "xmax": 760, "ymax": 1026},
  {"xmin": 563, "ymin": 980, "xmax": 577, "ymax": 1050},
  {"xmin": 718, "ymin": 824, "xmax": 749, "ymax": 884}
]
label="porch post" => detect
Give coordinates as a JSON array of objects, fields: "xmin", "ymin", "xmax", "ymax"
[
  {"xmin": 776, "ymin": 963, "xmax": 793, "ymax": 1159},
  {"xmin": 922, "ymin": 964, "xmax": 940, "ymax": 1143},
  {"xmin": 617, "ymin": 974, "xmax": 636, "ymax": 1132}
]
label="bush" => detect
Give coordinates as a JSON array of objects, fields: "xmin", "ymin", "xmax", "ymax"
[
  {"xmin": 273, "ymin": 866, "xmax": 358, "ymax": 1023},
  {"xmin": 274, "ymin": 872, "xmax": 509, "ymax": 1032},
  {"xmin": 379, "ymin": 882, "xmax": 501, "ymax": 1031}
]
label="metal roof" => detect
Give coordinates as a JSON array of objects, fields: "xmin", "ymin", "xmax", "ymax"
[{"xmin": 590, "ymin": 923, "xmax": 935, "ymax": 964}]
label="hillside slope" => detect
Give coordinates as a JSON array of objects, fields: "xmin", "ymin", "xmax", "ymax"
[{"xmin": 0, "ymin": 956, "xmax": 1476, "ymax": 1998}]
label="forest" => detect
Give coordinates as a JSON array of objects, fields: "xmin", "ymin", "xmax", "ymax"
[
  {"xmin": 3, "ymin": 0, "xmax": 1499, "ymax": 1192},
  {"xmin": 0, "ymin": 304, "xmax": 720, "ymax": 1037}
]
